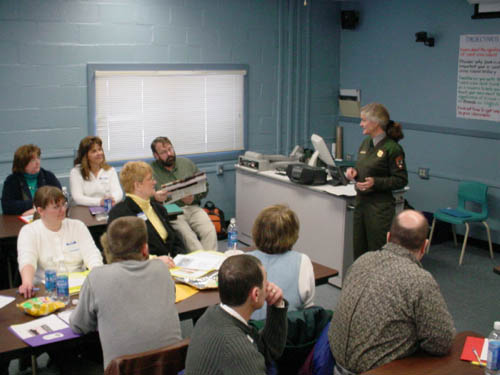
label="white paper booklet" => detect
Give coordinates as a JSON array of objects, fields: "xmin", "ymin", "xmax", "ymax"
[
  {"xmin": 161, "ymin": 172, "xmax": 207, "ymax": 204},
  {"xmin": 173, "ymin": 251, "xmax": 226, "ymax": 272}
]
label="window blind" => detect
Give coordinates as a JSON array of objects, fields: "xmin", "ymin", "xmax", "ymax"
[{"xmin": 94, "ymin": 69, "xmax": 246, "ymax": 161}]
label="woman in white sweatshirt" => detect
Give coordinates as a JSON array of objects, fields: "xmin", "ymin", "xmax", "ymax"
[
  {"xmin": 69, "ymin": 136, "xmax": 123, "ymax": 207},
  {"xmin": 17, "ymin": 186, "xmax": 103, "ymax": 298}
]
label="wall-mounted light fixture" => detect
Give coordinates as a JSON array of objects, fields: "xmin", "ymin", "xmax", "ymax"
[{"xmin": 415, "ymin": 31, "xmax": 435, "ymax": 47}]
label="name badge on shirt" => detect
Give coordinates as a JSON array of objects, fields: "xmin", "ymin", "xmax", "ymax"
[
  {"xmin": 137, "ymin": 212, "xmax": 148, "ymax": 221},
  {"xmin": 360, "ymin": 150, "xmax": 366, "ymax": 154},
  {"xmin": 65, "ymin": 241, "xmax": 80, "ymax": 252}
]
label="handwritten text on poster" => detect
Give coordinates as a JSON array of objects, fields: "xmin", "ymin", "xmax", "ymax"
[{"xmin": 457, "ymin": 35, "xmax": 500, "ymax": 122}]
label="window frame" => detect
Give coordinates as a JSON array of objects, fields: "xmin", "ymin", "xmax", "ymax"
[{"xmin": 87, "ymin": 63, "xmax": 249, "ymax": 165}]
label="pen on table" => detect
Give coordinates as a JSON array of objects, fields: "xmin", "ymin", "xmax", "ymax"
[{"xmin": 472, "ymin": 348, "xmax": 484, "ymax": 367}]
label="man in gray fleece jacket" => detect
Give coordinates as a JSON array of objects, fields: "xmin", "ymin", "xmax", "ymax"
[
  {"xmin": 185, "ymin": 254, "xmax": 289, "ymax": 375},
  {"xmin": 69, "ymin": 216, "xmax": 182, "ymax": 369}
]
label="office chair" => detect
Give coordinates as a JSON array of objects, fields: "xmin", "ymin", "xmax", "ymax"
[
  {"xmin": 104, "ymin": 338, "xmax": 190, "ymax": 375},
  {"xmin": 427, "ymin": 181, "xmax": 494, "ymax": 265}
]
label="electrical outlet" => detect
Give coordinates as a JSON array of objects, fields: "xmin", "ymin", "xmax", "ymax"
[
  {"xmin": 418, "ymin": 167, "xmax": 429, "ymax": 179},
  {"xmin": 217, "ymin": 163, "xmax": 224, "ymax": 176},
  {"xmin": 345, "ymin": 153, "xmax": 353, "ymax": 161}
]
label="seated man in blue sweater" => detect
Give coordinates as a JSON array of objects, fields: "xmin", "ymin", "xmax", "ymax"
[{"xmin": 185, "ymin": 254, "xmax": 288, "ymax": 375}]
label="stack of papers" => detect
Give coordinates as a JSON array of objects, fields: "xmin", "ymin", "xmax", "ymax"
[
  {"xmin": 171, "ymin": 251, "xmax": 226, "ymax": 289},
  {"xmin": 69, "ymin": 271, "xmax": 90, "ymax": 295}
]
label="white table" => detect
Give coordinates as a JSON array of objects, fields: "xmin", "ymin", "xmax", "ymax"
[{"xmin": 236, "ymin": 166, "xmax": 356, "ymax": 287}]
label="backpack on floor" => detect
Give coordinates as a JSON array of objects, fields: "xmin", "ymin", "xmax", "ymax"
[{"xmin": 203, "ymin": 201, "xmax": 227, "ymax": 240}]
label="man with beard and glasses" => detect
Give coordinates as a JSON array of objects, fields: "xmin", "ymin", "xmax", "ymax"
[{"xmin": 150, "ymin": 136, "xmax": 217, "ymax": 252}]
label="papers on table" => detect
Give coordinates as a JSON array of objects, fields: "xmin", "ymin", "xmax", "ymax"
[
  {"xmin": 175, "ymin": 284, "xmax": 199, "ymax": 303},
  {"xmin": 161, "ymin": 172, "xmax": 207, "ymax": 204},
  {"xmin": 57, "ymin": 309, "xmax": 74, "ymax": 325},
  {"xmin": 68, "ymin": 270, "xmax": 90, "ymax": 295},
  {"xmin": 0, "ymin": 295, "xmax": 15, "ymax": 309},
  {"xmin": 9, "ymin": 313, "xmax": 80, "ymax": 347},
  {"xmin": 171, "ymin": 251, "xmax": 226, "ymax": 290},
  {"xmin": 173, "ymin": 251, "xmax": 226, "ymax": 271}
]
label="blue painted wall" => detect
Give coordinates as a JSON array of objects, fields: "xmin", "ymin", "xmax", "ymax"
[
  {"xmin": 338, "ymin": 0, "xmax": 500, "ymax": 244},
  {"xmin": 0, "ymin": 0, "xmax": 341, "ymax": 219},
  {"xmin": 4, "ymin": 0, "xmax": 496, "ymax": 247}
]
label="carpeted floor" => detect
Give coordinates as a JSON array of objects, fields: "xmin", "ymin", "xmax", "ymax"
[{"xmin": 6, "ymin": 240, "xmax": 499, "ymax": 374}]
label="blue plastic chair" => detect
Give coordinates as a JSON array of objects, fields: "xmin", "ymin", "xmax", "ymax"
[{"xmin": 427, "ymin": 181, "xmax": 494, "ymax": 265}]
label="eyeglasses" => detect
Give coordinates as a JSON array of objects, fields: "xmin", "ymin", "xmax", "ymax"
[
  {"xmin": 156, "ymin": 146, "xmax": 174, "ymax": 156},
  {"xmin": 46, "ymin": 202, "xmax": 68, "ymax": 211}
]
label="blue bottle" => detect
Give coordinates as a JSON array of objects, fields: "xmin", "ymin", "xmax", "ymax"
[
  {"xmin": 44, "ymin": 257, "xmax": 57, "ymax": 298},
  {"xmin": 56, "ymin": 259, "xmax": 70, "ymax": 305},
  {"xmin": 486, "ymin": 321, "xmax": 500, "ymax": 375},
  {"xmin": 227, "ymin": 218, "xmax": 238, "ymax": 250}
]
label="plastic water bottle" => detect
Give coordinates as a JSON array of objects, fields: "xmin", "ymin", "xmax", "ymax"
[
  {"xmin": 56, "ymin": 259, "xmax": 70, "ymax": 305},
  {"xmin": 103, "ymin": 186, "xmax": 112, "ymax": 213},
  {"xmin": 486, "ymin": 321, "xmax": 500, "ymax": 375},
  {"xmin": 227, "ymin": 218, "xmax": 238, "ymax": 250},
  {"xmin": 44, "ymin": 257, "xmax": 57, "ymax": 298},
  {"xmin": 62, "ymin": 186, "xmax": 71, "ymax": 216}
]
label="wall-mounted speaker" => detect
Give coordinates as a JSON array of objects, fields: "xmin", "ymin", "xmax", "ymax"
[{"xmin": 341, "ymin": 10, "xmax": 359, "ymax": 30}]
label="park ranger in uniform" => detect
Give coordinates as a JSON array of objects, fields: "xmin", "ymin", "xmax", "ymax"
[{"xmin": 345, "ymin": 103, "xmax": 408, "ymax": 259}]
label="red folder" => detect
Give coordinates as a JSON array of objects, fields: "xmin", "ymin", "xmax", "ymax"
[{"xmin": 460, "ymin": 336, "xmax": 487, "ymax": 364}]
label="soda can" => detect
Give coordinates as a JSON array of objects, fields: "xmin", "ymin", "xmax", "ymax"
[{"xmin": 104, "ymin": 198, "xmax": 112, "ymax": 213}]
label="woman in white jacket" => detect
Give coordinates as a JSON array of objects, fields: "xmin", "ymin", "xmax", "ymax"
[
  {"xmin": 17, "ymin": 186, "xmax": 103, "ymax": 298},
  {"xmin": 70, "ymin": 136, "xmax": 123, "ymax": 207}
]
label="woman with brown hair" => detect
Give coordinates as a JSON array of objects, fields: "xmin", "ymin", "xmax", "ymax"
[
  {"xmin": 17, "ymin": 186, "xmax": 103, "ymax": 298},
  {"xmin": 1, "ymin": 144, "xmax": 61, "ymax": 215},
  {"xmin": 345, "ymin": 103, "xmax": 408, "ymax": 259},
  {"xmin": 70, "ymin": 136, "xmax": 123, "ymax": 207},
  {"xmin": 247, "ymin": 204, "xmax": 315, "ymax": 320}
]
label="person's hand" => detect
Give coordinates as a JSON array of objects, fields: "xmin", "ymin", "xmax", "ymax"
[
  {"xmin": 21, "ymin": 208, "xmax": 35, "ymax": 216},
  {"xmin": 100, "ymin": 197, "xmax": 114, "ymax": 206},
  {"xmin": 158, "ymin": 256, "xmax": 176, "ymax": 268},
  {"xmin": 154, "ymin": 189, "xmax": 169, "ymax": 203},
  {"xmin": 181, "ymin": 195, "xmax": 194, "ymax": 205},
  {"xmin": 18, "ymin": 281, "xmax": 35, "ymax": 299},
  {"xmin": 356, "ymin": 177, "xmax": 374, "ymax": 191},
  {"xmin": 265, "ymin": 282, "xmax": 284, "ymax": 307},
  {"xmin": 345, "ymin": 167, "xmax": 357, "ymax": 181}
]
